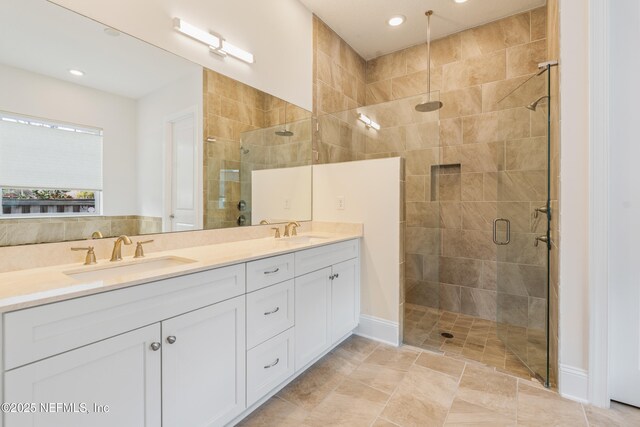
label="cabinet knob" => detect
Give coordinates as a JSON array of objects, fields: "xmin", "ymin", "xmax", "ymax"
[
  {"xmin": 150, "ymin": 342, "xmax": 161, "ymax": 351},
  {"xmin": 166, "ymin": 336, "xmax": 177, "ymax": 344}
]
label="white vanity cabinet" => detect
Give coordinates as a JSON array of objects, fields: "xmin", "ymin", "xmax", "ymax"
[
  {"xmin": 4, "ymin": 324, "xmax": 162, "ymax": 427},
  {"xmin": 294, "ymin": 240, "xmax": 360, "ymax": 370},
  {"xmin": 162, "ymin": 296, "xmax": 245, "ymax": 427},
  {"xmin": 1, "ymin": 238, "xmax": 361, "ymax": 427}
]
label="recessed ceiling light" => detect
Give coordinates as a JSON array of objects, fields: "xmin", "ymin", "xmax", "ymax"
[
  {"xmin": 387, "ymin": 15, "xmax": 406, "ymax": 27},
  {"xmin": 69, "ymin": 69, "xmax": 84, "ymax": 77},
  {"xmin": 454, "ymin": 0, "xmax": 469, "ymax": 3}
]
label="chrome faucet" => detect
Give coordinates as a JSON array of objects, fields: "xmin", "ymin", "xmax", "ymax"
[
  {"xmin": 284, "ymin": 221, "xmax": 300, "ymax": 237},
  {"xmin": 110, "ymin": 235, "xmax": 132, "ymax": 261}
]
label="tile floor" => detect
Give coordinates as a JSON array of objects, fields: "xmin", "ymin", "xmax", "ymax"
[
  {"xmin": 403, "ymin": 304, "xmax": 541, "ymax": 383},
  {"xmin": 238, "ymin": 335, "xmax": 640, "ymax": 427}
]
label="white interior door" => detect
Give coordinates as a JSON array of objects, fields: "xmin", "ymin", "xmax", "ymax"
[{"xmin": 166, "ymin": 108, "xmax": 199, "ymax": 231}]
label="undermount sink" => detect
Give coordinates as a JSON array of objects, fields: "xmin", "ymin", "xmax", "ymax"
[
  {"xmin": 64, "ymin": 256, "xmax": 197, "ymax": 282},
  {"xmin": 277, "ymin": 234, "xmax": 330, "ymax": 244}
]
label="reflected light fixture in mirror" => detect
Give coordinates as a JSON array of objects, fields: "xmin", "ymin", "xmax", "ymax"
[
  {"xmin": 173, "ymin": 18, "xmax": 254, "ymax": 64},
  {"xmin": 358, "ymin": 113, "xmax": 380, "ymax": 130}
]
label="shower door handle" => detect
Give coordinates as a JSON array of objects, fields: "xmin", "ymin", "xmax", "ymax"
[{"xmin": 493, "ymin": 218, "xmax": 511, "ymax": 245}]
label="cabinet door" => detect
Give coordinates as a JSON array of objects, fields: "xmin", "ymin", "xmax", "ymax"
[
  {"xmin": 162, "ymin": 296, "xmax": 246, "ymax": 427},
  {"xmin": 4, "ymin": 324, "xmax": 161, "ymax": 427},
  {"xmin": 294, "ymin": 267, "xmax": 332, "ymax": 370},
  {"xmin": 331, "ymin": 258, "xmax": 359, "ymax": 342}
]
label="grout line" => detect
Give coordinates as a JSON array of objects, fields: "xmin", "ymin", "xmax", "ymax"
[
  {"xmin": 581, "ymin": 403, "xmax": 591, "ymax": 426},
  {"xmin": 442, "ymin": 361, "xmax": 468, "ymax": 425}
]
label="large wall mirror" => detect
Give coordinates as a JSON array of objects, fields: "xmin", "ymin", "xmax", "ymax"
[{"xmin": 0, "ymin": 0, "xmax": 312, "ymax": 247}]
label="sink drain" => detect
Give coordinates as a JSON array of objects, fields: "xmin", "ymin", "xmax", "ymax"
[{"xmin": 441, "ymin": 332, "xmax": 454, "ymax": 339}]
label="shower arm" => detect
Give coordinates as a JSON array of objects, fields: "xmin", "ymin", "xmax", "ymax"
[{"xmin": 426, "ymin": 10, "xmax": 433, "ymax": 101}]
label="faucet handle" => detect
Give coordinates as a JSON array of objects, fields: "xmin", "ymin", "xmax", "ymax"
[
  {"xmin": 271, "ymin": 227, "xmax": 281, "ymax": 239},
  {"xmin": 134, "ymin": 240, "xmax": 154, "ymax": 258},
  {"xmin": 71, "ymin": 246, "xmax": 97, "ymax": 265}
]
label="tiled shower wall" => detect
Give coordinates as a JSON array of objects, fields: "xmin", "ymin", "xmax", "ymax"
[
  {"xmin": 203, "ymin": 69, "xmax": 310, "ymax": 229},
  {"xmin": 363, "ymin": 7, "xmax": 554, "ymax": 375},
  {"xmin": 313, "ymin": 6, "xmax": 559, "ymax": 382}
]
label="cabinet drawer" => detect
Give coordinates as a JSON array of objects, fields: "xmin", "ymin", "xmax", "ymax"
[
  {"xmin": 246, "ymin": 280, "xmax": 294, "ymax": 349},
  {"xmin": 246, "ymin": 253, "xmax": 294, "ymax": 292},
  {"xmin": 295, "ymin": 239, "xmax": 359, "ymax": 277},
  {"xmin": 246, "ymin": 328, "xmax": 295, "ymax": 407},
  {"xmin": 4, "ymin": 264, "xmax": 245, "ymax": 370}
]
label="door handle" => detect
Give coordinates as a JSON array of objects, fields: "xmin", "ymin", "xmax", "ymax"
[{"xmin": 493, "ymin": 218, "xmax": 511, "ymax": 245}]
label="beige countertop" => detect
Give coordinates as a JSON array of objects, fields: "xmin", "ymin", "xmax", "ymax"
[{"xmin": 0, "ymin": 231, "xmax": 362, "ymax": 313}]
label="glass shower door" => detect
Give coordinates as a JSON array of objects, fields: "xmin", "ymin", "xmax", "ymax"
[{"xmin": 494, "ymin": 68, "xmax": 551, "ymax": 386}]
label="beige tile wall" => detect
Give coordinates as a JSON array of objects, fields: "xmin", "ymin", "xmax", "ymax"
[
  {"xmin": 314, "ymin": 7, "xmax": 559, "ymax": 384},
  {"xmin": 203, "ymin": 69, "xmax": 311, "ymax": 229},
  {"xmin": 313, "ymin": 15, "xmax": 367, "ymax": 163},
  {"xmin": 0, "ymin": 215, "xmax": 161, "ymax": 246}
]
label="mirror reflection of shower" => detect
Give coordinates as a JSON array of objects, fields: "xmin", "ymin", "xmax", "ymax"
[
  {"xmin": 415, "ymin": 10, "xmax": 443, "ymax": 112},
  {"xmin": 526, "ymin": 95, "xmax": 549, "ymax": 111},
  {"xmin": 275, "ymin": 102, "xmax": 294, "ymax": 137}
]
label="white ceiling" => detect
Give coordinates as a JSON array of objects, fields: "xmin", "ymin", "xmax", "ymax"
[
  {"xmin": 0, "ymin": 0, "xmax": 200, "ymax": 99},
  {"xmin": 299, "ymin": 0, "xmax": 546, "ymax": 59}
]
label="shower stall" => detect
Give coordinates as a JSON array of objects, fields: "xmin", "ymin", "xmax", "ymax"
[{"xmin": 317, "ymin": 64, "xmax": 556, "ymax": 387}]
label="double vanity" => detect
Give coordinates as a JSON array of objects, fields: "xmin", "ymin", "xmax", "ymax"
[{"xmin": 0, "ymin": 230, "xmax": 362, "ymax": 426}]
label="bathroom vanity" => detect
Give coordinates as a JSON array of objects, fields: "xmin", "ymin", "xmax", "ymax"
[{"xmin": 0, "ymin": 234, "xmax": 361, "ymax": 426}]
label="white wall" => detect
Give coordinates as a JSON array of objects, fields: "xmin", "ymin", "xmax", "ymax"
[
  {"xmin": 136, "ymin": 67, "xmax": 203, "ymax": 219},
  {"xmin": 50, "ymin": 0, "xmax": 313, "ymax": 111},
  {"xmin": 608, "ymin": 0, "xmax": 640, "ymax": 404},
  {"xmin": 313, "ymin": 158, "xmax": 401, "ymax": 339},
  {"xmin": 558, "ymin": 0, "xmax": 589, "ymax": 400},
  {"xmin": 251, "ymin": 166, "xmax": 312, "ymax": 225},
  {"xmin": 0, "ymin": 63, "xmax": 138, "ymax": 216}
]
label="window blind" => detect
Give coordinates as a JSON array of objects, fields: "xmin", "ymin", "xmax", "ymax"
[{"xmin": 0, "ymin": 119, "xmax": 103, "ymax": 190}]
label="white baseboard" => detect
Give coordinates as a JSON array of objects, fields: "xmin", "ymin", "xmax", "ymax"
[
  {"xmin": 559, "ymin": 364, "xmax": 589, "ymax": 403},
  {"xmin": 354, "ymin": 314, "xmax": 400, "ymax": 347}
]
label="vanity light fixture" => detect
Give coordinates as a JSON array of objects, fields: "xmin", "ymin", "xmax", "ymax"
[
  {"xmin": 173, "ymin": 18, "xmax": 254, "ymax": 64},
  {"xmin": 69, "ymin": 69, "xmax": 84, "ymax": 77},
  {"xmin": 358, "ymin": 113, "xmax": 381, "ymax": 131},
  {"xmin": 387, "ymin": 15, "xmax": 406, "ymax": 27}
]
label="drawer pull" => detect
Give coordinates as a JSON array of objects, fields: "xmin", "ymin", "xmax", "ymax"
[
  {"xmin": 263, "ymin": 267, "xmax": 280, "ymax": 275},
  {"xmin": 264, "ymin": 358, "xmax": 280, "ymax": 369},
  {"xmin": 264, "ymin": 307, "xmax": 280, "ymax": 316}
]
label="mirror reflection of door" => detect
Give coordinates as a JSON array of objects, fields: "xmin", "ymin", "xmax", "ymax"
[{"xmin": 165, "ymin": 107, "xmax": 199, "ymax": 232}]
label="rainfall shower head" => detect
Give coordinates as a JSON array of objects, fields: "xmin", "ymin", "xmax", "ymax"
[
  {"xmin": 415, "ymin": 10, "xmax": 444, "ymax": 113},
  {"xmin": 415, "ymin": 100, "xmax": 444, "ymax": 112},
  {"xmin": 526, "ymin": 96, "xmax": 549, "ymax": 111},
  {"xmin": 275, "ymin": 102, "xmax": 294, "ymax": 137}
]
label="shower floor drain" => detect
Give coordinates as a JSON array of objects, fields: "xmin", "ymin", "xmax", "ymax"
[{"xmin": 441, "ymin": 332, "xmax": 454, "ymax": 339}]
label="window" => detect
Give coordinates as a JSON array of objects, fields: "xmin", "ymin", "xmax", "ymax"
[{"xmin": 0, "ymin": 112, "xmax": 103, "ymax": 217}]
